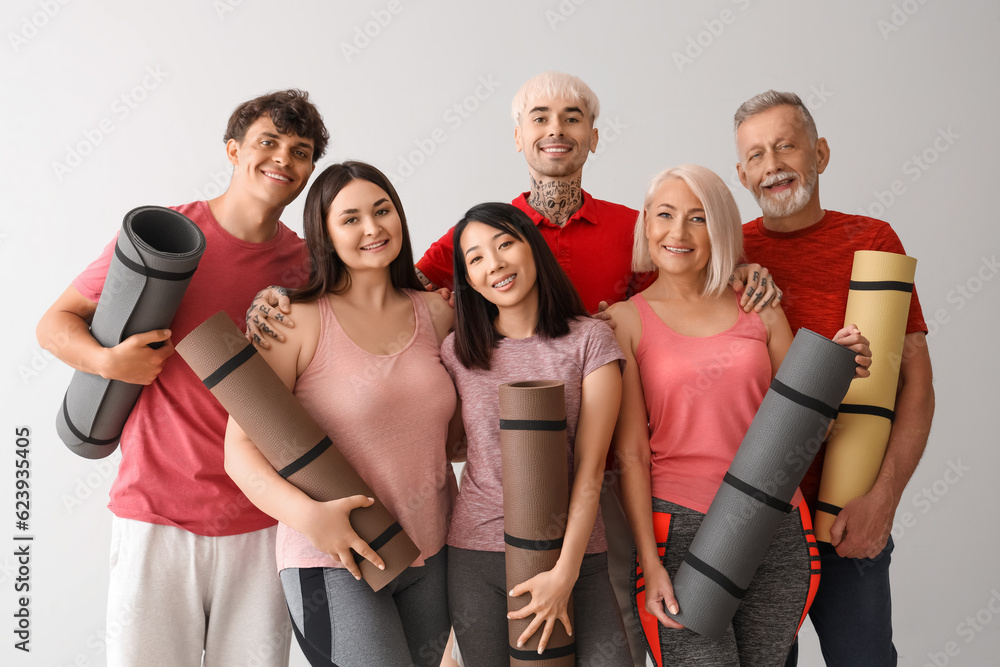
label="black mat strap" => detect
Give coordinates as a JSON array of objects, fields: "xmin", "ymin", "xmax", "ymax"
[
  {"xmin": 769, "ymin": 378, "xmax": 839, "ymax": 420},
  {"xmin": 723, "ymin": 472, "xmax": 794, "ymax": 513},
  {"xmin": 278, "ymin": 436, "xmax": 333, "ymax": 478},
  {"xmin": 368, "ymin": 521, "xmax": 404, "ymax": 552},
  {"xmin": 509, "ymin": 643, "xmax": 576, "ymax": 660},
  {"xmin": 683, "ymin": 552, "xmax": 747, "ymax": 600},
  {"xmin": 838, "ymin": 403, "xmax": 895, "ymax": 421},
  {"xmin": 115, "ymin": 244, "xmax": 197, "ymax": 281},
  {"xmin": 504, "ymin": 532, "xmax": 564, "ymax": 551},
  {"xmin": 849, "ymin": 280, "xmax": 913, "ymax": 293},
  {"xmin": 814, "ymin": 501, "xmax": 843, "ymax": 517},
  {"xmin": 499, "ymin": 418, "xmax": 567, "ymax": 431},
  {"xmin": 61, "ymin": 396, "xmax": 121, "ymax": 446},
  {"xmin": 202, "ymin": 345, "xmax": 257, "ymax": 390}
]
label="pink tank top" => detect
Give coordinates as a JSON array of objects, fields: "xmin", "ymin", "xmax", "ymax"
[
  {"xmin": 276, "ymin": 290, "xmax": 457, "ymax": 571},
  {"xmin": 633, "ymin": 293, "xmax": 771, "ymax": 513}
]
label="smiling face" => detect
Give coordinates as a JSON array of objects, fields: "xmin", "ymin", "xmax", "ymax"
[
  {"xmin": 227, "ymin": 115, "xmax": 316, "ymax": 208},
  {"xmin": 736, "ymin": 104, "xmax": 829, "ymax": 220},
  {"xmin": 325, "ymin": 179, "xmax": 402, "ymax": 273},
  {"xmin": 514, "ymin": 94, "xmax": 598, "ymax": 180},
  {"xmin": 644, "ymin": 177, "xmax": 712, "ymax": 280},
  {"xmin": 460, "ymin": 220, "xmax": 539, "ymax": 310}
]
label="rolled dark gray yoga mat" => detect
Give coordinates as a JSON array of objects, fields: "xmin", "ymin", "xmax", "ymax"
[
  {"xmin": 666, "ymin": 329, "xmax": 857, "ymax": 640},
  {"xmin": 500, "ymin": 380, "xmax": 575, "ymax": 667},
  {"xmin": 56, "ymin": 206, "xmax": 206, "ymax": 459},
  {"xmin": 176, "ymin": 311, "xmax": 420, "ymax": 592}
]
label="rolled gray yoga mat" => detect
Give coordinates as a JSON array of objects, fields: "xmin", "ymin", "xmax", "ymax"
[
  {"xmin": 56, "ymin": 206, "xmax": 206, "ymax": 459},
  {"xmin": 666, "ymin": 328, "xmax": 857, "ymax": 640}
]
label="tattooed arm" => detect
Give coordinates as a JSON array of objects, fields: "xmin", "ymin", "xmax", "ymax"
[
  {"xmin": 730, "ymin": 264, "xmax": 783, "ymax": 312},
  {"xmin": 245, "ymin": 285, "xmax": 294, "ymax": 349}
]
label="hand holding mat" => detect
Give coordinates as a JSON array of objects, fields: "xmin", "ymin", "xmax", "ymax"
[
  {"xmin": 500, "ymin": 380, "xmax": 576, "ymax": 666},
  {"xmin": 176, "ymin": 311, "xmax": 420, "ymax": 591},
  {"xmin": 57, "ymin": 206, "xmax": 206, "ymax": 459},
  {"xmin": 666, "ymin": 329, "xmax": 857, "ymax": 639},
  {"xmin": 815, "ymin": 250, "xmax": 917, "ymax": 543}
]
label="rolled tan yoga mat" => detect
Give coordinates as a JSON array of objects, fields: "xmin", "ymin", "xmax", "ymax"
[
  {"xmin": 814, "ymin": 250, "xmax": 917, "ymax": 543},
  {"xmin": 500, "ymin": 381, "xmax": 575, "ymax": 666},
  {"xmin": 666, "ymin": 329, "xmax": 857, "ymax": 640},
  {"xmin": 176, "ymin": 311, "xmax": 420, "ymax": 591}
]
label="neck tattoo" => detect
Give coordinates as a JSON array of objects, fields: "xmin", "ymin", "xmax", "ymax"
[{"xmin": 528, "ymin": 176, "xmax": 583, "ymax": 228}]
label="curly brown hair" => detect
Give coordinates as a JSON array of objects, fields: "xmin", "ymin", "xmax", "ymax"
[{"xmin": 223, "ymin": 89, "xmax": 329, "ymax": 162}]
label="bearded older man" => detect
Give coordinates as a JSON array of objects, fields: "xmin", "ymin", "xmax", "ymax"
[{"xmin": 735, "ymin": 90, "xmax": 934, "ymax": 667}]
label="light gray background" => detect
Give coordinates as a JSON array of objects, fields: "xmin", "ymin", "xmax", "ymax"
[{"xmin": 3, "ymin": 1, "xmax": 998, "ymax": 665}]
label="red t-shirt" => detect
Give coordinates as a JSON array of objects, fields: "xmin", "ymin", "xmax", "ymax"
[
  {"xmin": 415, "ymin": 191, "xmax": 652, "ymax": 314},
  {"xmin": 741, "ymin": 210, "xmax": 927, "ymax": 509},
  {"xmin": 73, "ymin": 201, "xmax": 309, "ymax": 536}
]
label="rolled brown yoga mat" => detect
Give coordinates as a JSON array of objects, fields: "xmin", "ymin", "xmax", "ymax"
[
  {"xmin": 500, "ymin": 380, "xmax": 575, "ymax": 666},
  {"xmin": 814, "ymin": 250, "xmax": 917, "ymax": 542},
  {"xmin": 666, "ymin": 329, "xmax": 857, "ymax": 639},
  {"xmin": 176, "ymin": 311, "xmax": 420, "ymax": 591},
  {"xmin": 57, "ymin": 206, "xmax": 206, "ymax": 458}
]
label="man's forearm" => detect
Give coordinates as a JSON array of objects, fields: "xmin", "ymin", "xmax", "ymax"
[
  {"xmin": 872, "ymin": 334, "xmax": 935, "ymax": 505},
  {"xmin": 414, "ymin": 267, "xmax": 437, "ymax": 291},
  {"xmin": 36, "ymin": 309, "xmax": 107, "ymax": 376}
]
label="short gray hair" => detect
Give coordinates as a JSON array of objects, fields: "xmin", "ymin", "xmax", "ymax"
[{"xmin": 733, "ymin": 90, "xmax": 818, "ymax": 148}]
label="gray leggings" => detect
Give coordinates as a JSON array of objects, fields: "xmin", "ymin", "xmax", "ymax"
[
  {"xmin": 447, "ymin": 546, "xmax": 633, "ymax": 666},
  {"xmin": 632, "ymin": 497, "xmax": 813, "ymax": 667},
  {"xmin": 280, "ymin": 549, "xmax": 449, "ymax": 667}
]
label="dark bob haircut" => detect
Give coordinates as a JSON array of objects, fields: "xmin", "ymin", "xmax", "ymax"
[
  {"xmin": 452, "ymin": 202, "xmax": 588, "ymax": 370},
  {"xmin": 224, "ymin": 89, "xmax": 329, "ymax": 162},
  {"xmin": 291, "ymin": 161, "xmax": 423, "ymax": 303}
]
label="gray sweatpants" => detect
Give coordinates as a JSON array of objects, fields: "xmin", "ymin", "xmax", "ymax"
[
  {"xmin": 280, "ymin": 548, "xmax": 449, "ymax": 667},
  {"xmin": 447, "ymin": 547, "xmax": 633, "ymax": 666},
  {"xmin": 632, "ymin": 497, "xmax": 813, "ymax": 667}
]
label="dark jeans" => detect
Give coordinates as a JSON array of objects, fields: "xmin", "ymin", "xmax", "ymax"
[{"xmin": 785, "ymin": 537, "xmax": 896, "ymax": 667}]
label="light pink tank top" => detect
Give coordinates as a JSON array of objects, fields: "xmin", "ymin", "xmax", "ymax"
[
  {"xmin": 276, "ymin": 289, "xmax": 456, "ymax": 570},
  {"xmin": 633, "ymin": 293, "xmax": 771, "ymax": 513}
]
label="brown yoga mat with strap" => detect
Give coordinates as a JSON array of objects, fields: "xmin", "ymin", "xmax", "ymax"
[
  {"xmin": 500, "ymin": 380, "xmax": 576, "ymax": 666},
  {"xmin": 814, "ymin": 250, "xmax": 917, "ymax": 542},
  {"xmin": 176, "ymin": 311, "xmax": 420, "ymax": 591}
]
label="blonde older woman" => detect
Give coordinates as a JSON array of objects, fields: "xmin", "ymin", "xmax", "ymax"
[{"xmin": 610, "ymin": 165, "xmax": 870, "ymax": 666}]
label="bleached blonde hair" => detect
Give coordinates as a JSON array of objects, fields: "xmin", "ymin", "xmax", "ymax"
[{"xmin": 511, "ymin": 71, "xmax": 600, "ymax": 124}]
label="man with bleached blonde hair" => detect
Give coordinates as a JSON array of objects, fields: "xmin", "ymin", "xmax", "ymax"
[{"xmin": 415, "ymin": 71, "xmax": 648, "ymax": 314}]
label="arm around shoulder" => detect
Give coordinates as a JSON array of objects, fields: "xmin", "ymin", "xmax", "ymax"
[{"xmin": 419, "ymin": 290, "xmax": 454, "ymax": 344}]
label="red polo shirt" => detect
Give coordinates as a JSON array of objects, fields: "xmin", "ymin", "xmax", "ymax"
[{"xmin": 416, "ymin": 191, "xmax": 651, "ymax": 314}]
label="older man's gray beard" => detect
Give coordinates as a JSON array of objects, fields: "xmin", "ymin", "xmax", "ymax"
[{"xmin": 756, "ymin": 167, "xmax": 817, "ymax": 218}]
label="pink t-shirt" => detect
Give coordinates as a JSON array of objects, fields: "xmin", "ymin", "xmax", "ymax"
[
  {"xmin": 634, "ymin": 293, "xmax": 773, "ymax": 514},
  {"xmin": 440, "ymin": 317, "xmax": 624, "ymax": 554},
  {"xmin": 277, "ymin": 290, "xmax": 456, "ymax": 570},
  {"xmin": 72, "ymin": 201, "xmax": 309, "ymax": 536}
]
